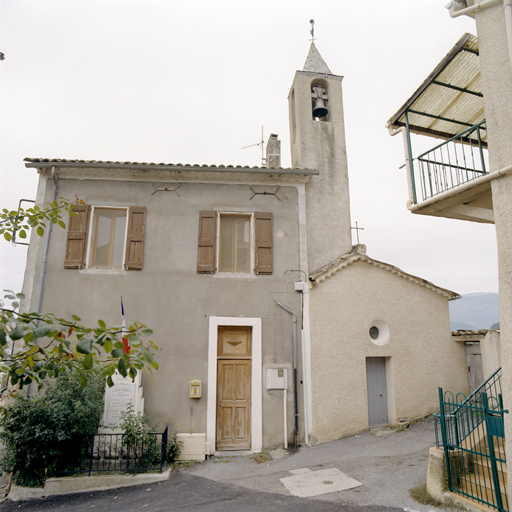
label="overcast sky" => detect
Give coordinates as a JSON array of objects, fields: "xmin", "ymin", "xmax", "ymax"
[{"xmin": 0, "ymin": 0, "xmax": 498, "ymax": 296}]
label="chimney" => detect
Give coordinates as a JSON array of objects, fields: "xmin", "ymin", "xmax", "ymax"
[{"xmin": 266, "ymin": 134, "xmax": 281, "ymax": 168}]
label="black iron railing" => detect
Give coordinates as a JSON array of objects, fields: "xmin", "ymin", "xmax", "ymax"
[{"xmin": 56, "ymin": 427, "xmax": 168, "ymax": 476}]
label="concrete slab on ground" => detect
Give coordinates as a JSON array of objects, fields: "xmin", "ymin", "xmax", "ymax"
[{"xmin": 281, "ymin": 467, "xmax": 363, "ymax": 497}]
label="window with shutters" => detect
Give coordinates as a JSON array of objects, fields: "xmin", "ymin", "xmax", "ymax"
[
  {"xmin": 91, "ymin": 208, "xmax": 127, "ymax": 268},
  {"xmin": 197, "ymin": 211, "xmax": 273, "ymax": 275},
  {"xmin": 219, "ymin": 215, "xmax": 250, "ymax": 273},
  {"xmin": 64, "ymin": 205, "xmax": 146, "ymax": 270}
]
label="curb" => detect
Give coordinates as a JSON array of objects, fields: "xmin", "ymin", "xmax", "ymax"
[{"xmin": 6, "ymin": 469, "xmax": 171, "ymax": 501}]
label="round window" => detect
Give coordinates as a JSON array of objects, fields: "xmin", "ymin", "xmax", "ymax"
[
  {"xmin": 369, "ymin": 326, "xmax": 379, "ymax": 340},
  {"xmin": 368, "ymin": 320, "xmax": 390, "ymax": 346}
]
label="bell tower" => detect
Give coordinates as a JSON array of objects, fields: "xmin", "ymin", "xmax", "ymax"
[{"xmin": 289, "ymin": 34, "xmax": 352, "ymax": 271}]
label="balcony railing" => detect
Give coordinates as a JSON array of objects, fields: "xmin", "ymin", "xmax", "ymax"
[{"xmin": 411, "ymin": 120, "xmax": 488, "ymax": 204}]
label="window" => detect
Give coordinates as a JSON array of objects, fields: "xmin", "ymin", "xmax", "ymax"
[
  {"xmin": 219, "ymin": 215, "xmax": 250, "ymax": 273},
  {"xmin": 197, "ymin": 211, "xmax": 273, "ymax": 275},
  {"xmin": 91, "ymin": 208, "xmax": 127, "ymax": 267},
  {"xmin": 64, "ymin": 204, "xmax": 146, "ymax": 270}
]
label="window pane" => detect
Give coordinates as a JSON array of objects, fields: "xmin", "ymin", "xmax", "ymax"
[
  {"xmin": 220, "ymin": 215, "xmax": 250, "ymax": 272},
  {"xmin": 92, "ymin": 209, "xmax": 126, "ymax": 267},
  {"xmin": 235, "ymin": 218, "xmax": 249, "ymax": 272}
]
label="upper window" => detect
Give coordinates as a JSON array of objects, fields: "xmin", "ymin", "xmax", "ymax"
[
  {"xmin": 64, "ymin": 204, "xmax": 146, "ymax": 270},
  {"xmin": 91, "ymin": 208, "xmax": 127, "ymax": 268},
  {"xmin": 197, "ymin": 211, "xmax": 273, "ymax": 275},
  {"xmin": 219, "ymin": 215, "xmax": 250, "ymax": 273}
]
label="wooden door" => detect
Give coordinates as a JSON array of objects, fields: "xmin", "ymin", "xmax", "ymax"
[
  {"xmin": 366, "ymin": 357, "xmax": 388, "ymax": 426},
  {"xmin": 216, "ymin": 327, "xmax": 251, "ymax": 450}
]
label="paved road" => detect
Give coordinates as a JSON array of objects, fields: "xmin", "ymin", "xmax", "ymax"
[
  {"xmin": 1, "ymin": 418, "xmax": 455, "ymax": 512},
  {"xmin": 0, "ymin": 472, "xmax": 404, "ymax": 512}
]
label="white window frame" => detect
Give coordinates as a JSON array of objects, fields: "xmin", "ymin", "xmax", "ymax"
[
  {"xmin": 86, "ymin": 206, "xmax": 129, "ymax": 269},
  {"xmin": 216, "ymin": 212, "xmax": 255, "ymax": 277}
]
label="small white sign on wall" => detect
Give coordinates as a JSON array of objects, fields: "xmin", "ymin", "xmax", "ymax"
[{"xmin": 267, "ymin": 367, "xmax": 287, "ymax": 389}]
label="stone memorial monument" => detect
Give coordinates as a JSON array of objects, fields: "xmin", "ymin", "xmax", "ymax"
[{"xmin": 100, "ymin": 371, "xmax": 144, "ymax": 432}]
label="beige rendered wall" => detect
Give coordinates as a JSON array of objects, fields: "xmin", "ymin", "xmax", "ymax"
[
  {"xmin": 481, "ymin": 330, "xmax": 501, "ymax": 379},
  {"xmin": 289, "ymin": 72, "xmax": 352, "ymax": 271},
  {"xmin": 22, "ymin": 173, "xmax": 305, "ymax": 450},
  {"xmin": 309, "ymin": 260, "xmax": 468, "ymax": 444},
  {"xmin": 473, "ymin": 2, "xmax": 512, "ymax": 500}
]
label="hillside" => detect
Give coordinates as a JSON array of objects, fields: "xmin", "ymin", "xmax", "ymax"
[{"xmin": 449, "ymin": 292, "xmax": 499, "ymax": 331}]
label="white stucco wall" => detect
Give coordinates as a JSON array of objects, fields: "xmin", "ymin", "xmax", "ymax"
[{"xmin": 309, "ymin": 259, "xmax": 468, "ymax": 444}]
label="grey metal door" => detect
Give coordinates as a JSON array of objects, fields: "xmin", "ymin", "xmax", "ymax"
[
  {"xmin": 366, "ymin": 357, "xmax": 388, "ymax": 426},
  {"xmin": 465, "ymin": 342, "xmax": 484, "ymax": 393}
]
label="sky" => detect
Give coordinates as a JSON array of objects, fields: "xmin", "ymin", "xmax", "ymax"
[{"xmin": 0, "ymin": 0, "xmax": 498, "ymax": 297}]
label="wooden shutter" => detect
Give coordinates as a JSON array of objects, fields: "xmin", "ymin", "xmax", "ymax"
[
  {"xmin": 254, "ymin": 212, "xmax": 273, "ymax": 275},
  {"xmin": 124, "ymin": 206, "xmax": 146, "ymax": 270},
  {"xmin": 197, "ymin": 210, "xmax": 216, "ymax": 273},
  {"xmin": 64, "ymin": 204, "xmax": 90, "ymax": 269}
]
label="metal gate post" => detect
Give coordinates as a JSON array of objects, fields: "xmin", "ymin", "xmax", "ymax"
[
  {"xmin": 483, "ymin": 393, "xmax": 505, "ymax": 511},
  {"xmin": 439, "ymin": 387, "xmax": 454, "ymax": 490}
]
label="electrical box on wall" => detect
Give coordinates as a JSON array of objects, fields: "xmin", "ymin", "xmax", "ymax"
[
  {"xmin": 266, "ymin": 368, "xmax": 287, "ymax": 390},
  {"xmin": 189, "ymin": 380, "xmax": 201, "ymax": 398}
]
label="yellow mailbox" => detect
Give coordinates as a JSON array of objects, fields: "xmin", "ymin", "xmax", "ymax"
[{"xmin": 189, "ymin": 379, "xmax": 201, "ymax": 398}]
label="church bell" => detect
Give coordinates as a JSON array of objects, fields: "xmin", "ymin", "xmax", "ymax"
[{"xmin": 312, "ymin": 98, "xmax": 328, "ymax": 118}]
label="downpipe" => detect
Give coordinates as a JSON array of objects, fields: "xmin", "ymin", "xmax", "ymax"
[
  {"xmin": 274, "ymin": 298, "xmax": 300, "ymax": 447},
  {"xmin": 447, "ymin": 0, "xmax": 512, "ymax": 69}
]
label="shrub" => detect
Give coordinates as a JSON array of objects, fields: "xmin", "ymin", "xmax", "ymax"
[
  {"xmin": 120, "ymin": 407, "xmax": 160, "ymax": 469},
  {"xmin": 0, "ymin": 373, "xmax": 104, "ymax": 487},
  {"xmin": 165, "ymin": 431, "xmax": 182, "ymax": 464},
  {"xmin": 120, "ymin": 408, "xmax": 182, "ymax": 467}
]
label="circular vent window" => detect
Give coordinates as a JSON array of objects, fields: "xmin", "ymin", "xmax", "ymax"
[{"xmin": 369, "ymin": 320, "xmax": 390, "ymax": 346}]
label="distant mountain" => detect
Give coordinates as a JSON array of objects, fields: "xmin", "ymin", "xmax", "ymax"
[{"xmin": 449, "ymin": 292, "xmax": 499, "ymax": 331}]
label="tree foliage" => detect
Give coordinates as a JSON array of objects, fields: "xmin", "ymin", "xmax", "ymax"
[
  {"xmin": 0, "ymin": 198, "xmax": 77, "ymax": 242},
  {"xmin": 0, "ymin": 199, "xmax": 159, "ymax": 395},
  {"xmin": 1, "ymin": 291, "xmax": 159, "ymax": 392},
  {"xmin": 0, "ymin": 373, "xmax": 105, "ymax": 487}
]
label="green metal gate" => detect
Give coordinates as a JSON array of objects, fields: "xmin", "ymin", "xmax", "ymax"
[{"xmin": 438, "ymin": 368, "xmax": 508, "ymax": 511}]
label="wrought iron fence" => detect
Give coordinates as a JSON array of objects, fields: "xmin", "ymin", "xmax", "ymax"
[
  {"xmin": 55, "ymin": 426, "xmax": 168, "ymax": 476},
  {"xmin": 437, "ymin": 368, "xmax": 508, "ymax": 511},
  {"xmin": 413, "ymin": 120, "xmax": 488, "ymax": 203}
]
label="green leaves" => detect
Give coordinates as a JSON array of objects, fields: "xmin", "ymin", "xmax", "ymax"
[
  {"xmin": 76, "ymin": 337, "xmax": 93, "ymax": 354},
  {"xmin": 0, "ymin": 290, "xmax": 160, "ymax": 395},
  {"xmin": 0, "ymin": 198, "xmax": 74, "ymax": 244}
]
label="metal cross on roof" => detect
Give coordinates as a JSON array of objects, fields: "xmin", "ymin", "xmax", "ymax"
[
  {"xmin": 310, "ymin": 19, "xmax": 315, "ymax": 41},
  {"xmin": 351, "ymin": 221, "xmax": 365, "ymax": 244}
]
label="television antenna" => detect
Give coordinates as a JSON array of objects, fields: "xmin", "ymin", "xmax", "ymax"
[{"xmin": 241, "ymin": 126, "xmax": 266, "ymax": 166}]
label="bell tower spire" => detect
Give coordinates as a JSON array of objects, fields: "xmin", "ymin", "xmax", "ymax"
[{"xmin": 288, "ymin": 24, "xmax": 352, "ymax": 271}]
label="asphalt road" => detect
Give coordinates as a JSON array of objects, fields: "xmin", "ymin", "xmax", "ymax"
[{"xmin": 0, "ymin": 472, "xmax": 404, "ymax": 512}]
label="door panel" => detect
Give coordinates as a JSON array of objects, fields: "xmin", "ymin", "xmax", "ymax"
[
  {"xmin": 217, "ymin": 360, "xmax": 251, "ymax": 449},
  {"xmin": 366, "ymin": 357, "xmax": 388, "ymax": 426}
]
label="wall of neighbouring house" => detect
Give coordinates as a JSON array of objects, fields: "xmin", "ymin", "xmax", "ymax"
[
  {"xmin": 481, "ymin": 330, "xmax": 501, "ymax": 379},
  {"xmin": 308, "ymin": 259, "xmax": 469, "ymax": 444},
  {"xmin": 22, "ymin": 173, "xmax": 306, "ymax": 450}
]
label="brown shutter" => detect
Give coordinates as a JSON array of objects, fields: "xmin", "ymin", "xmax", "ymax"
[
  {"xmin": 254, "ymin": 212, "xmax": 273, "ymax": 275},
  {"xmin": 197, "ymin": 210, "xmax": 216, "ymax": 273},
  {"xmin": 124, "ymin": 206, "xmax": 146, "ymax": 270},
  {"xmin": 64, "ymin": 204, "xmax": 90, "ymax": 269}
]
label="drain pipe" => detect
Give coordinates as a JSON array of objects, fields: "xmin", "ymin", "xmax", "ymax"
[
  {"xmin": 24, "ymin": 167, "xmax": 58, "ymax": 395},
  {"xmin": 274, "ymin": 298, "xmax": 299, "ymax": 447},
  {"xmin": 447, "ymin": 0, "xmax": 512, "ymax": 69},
  {"xmin": 35, "ymin": 166, "xmax": 58, "ymax": 316}
]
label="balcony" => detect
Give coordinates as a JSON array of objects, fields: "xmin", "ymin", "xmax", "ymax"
[
  {"xmin": 414, "ymin": 120, "xmax": 488, "ymax": 202},
  {"xmin": 387, "ymin": 33, "xmax": 495, "ymax": 224}
]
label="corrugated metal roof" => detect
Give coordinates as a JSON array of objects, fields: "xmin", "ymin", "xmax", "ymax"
[{"xmin": 387, "ymin": 33, "xmax": 484, "ymax": 141}]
